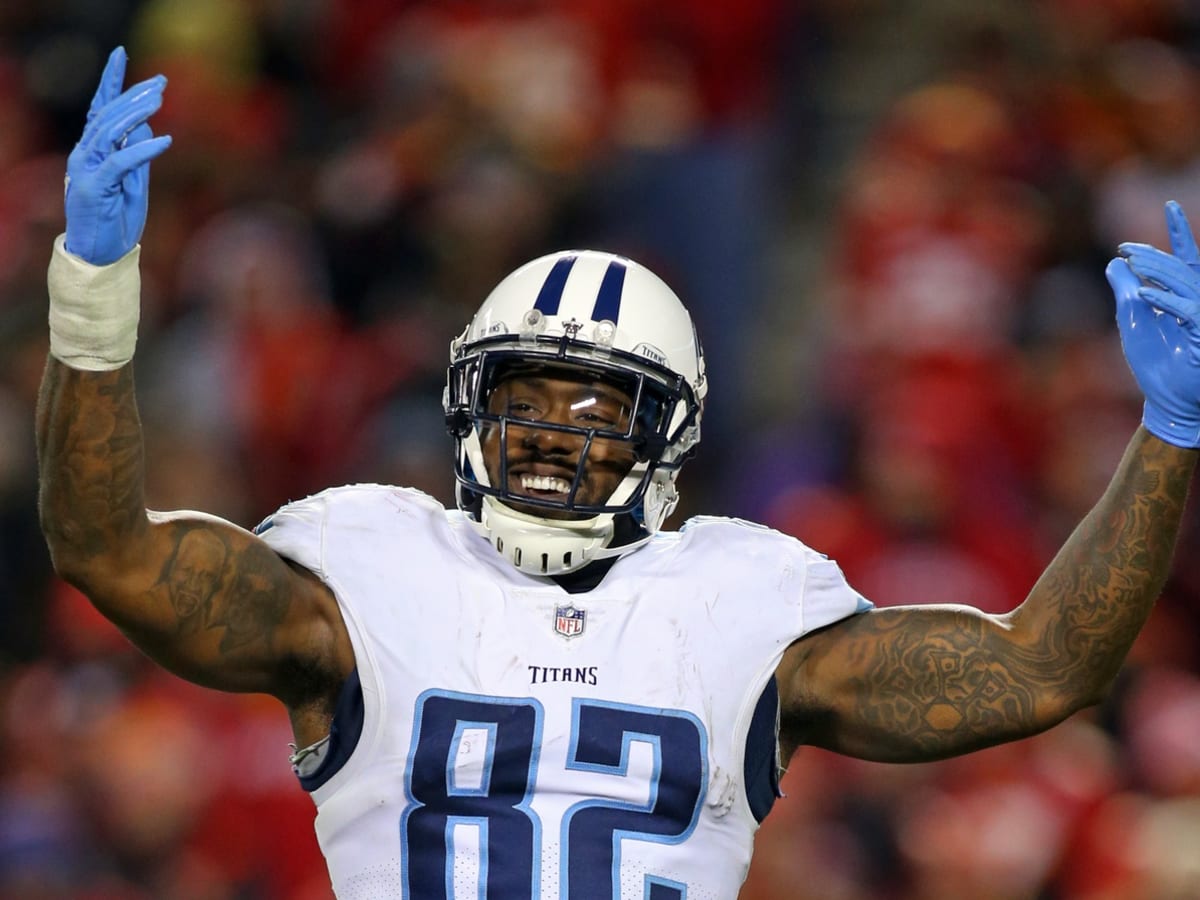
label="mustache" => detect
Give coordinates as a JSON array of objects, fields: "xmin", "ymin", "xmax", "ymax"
[
  {"xmin": 503, "ymin": 450, "xmax": 580, "ymax": 473},
  {"xmin": 501, "ymin": 449, "xmax": 630, "ymax": 477}
]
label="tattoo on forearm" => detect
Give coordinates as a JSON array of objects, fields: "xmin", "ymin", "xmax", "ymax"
[
  {"xmin": 37, "ymin": 361, "xmax": 146, "ymax": 559},
  {"xmin": 38, "ymin": 356, "xmax": 294, "ymax": 667},
  {"xmin": 1028, "ymin": 433, "xmax": 1191, "ymax": 695}
]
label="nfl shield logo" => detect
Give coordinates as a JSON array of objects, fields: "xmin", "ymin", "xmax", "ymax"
[{"xmin": 554, "ymin": 605, "xmax": 586, "ymax": 638}]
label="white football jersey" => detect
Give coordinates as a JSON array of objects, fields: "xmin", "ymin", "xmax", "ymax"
[{"xmin": 258, "ymin": 484, "xmax": 869, "ymax": 900}]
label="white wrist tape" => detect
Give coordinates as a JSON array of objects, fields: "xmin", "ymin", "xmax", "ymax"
[{"xmin": 47, "ymin": 233, "xmax": 141, "ymax": 371}]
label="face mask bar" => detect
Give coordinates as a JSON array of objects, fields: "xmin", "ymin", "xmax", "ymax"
[
  {"xmin": 449, "ymin": 338, "xmax": 697, "ymax": 442},
  {"xmin": 488, "ymin": 414, "xmax": 607, "ymax": 515},
  {"xmin": 447, "ymin": 346, "xmax": 700, "ymax": 518}
]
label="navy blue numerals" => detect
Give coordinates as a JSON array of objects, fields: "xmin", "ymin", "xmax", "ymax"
[
  {"xmin": 563, "ymin": 700, "xmax": 706, "ymax": 900},
  {"xmin": 403, "ymin": 692, "xmax": 543, "ymax": 899},
  {"xmin": 403, "ymin": 692, "xmax": 708, "ymax": 900}
]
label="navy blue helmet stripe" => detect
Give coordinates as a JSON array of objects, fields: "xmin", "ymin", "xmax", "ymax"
[
  {"xmin": 590, "ymin": 259, "xmax": 627, "ymax": 323},
  {"xmin": 532, "ymin": 255, "xmax": 577, "ymax": 316}
]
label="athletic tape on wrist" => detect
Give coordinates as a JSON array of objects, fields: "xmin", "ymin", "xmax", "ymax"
[{"xmin": 47, "ymin": 233, "xmax": 141, "ymax": 371}]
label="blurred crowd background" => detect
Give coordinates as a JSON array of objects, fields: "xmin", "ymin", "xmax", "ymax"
[{"xmin": 2, "ymin": 0, "xmax": 1200, "ymax": 897}]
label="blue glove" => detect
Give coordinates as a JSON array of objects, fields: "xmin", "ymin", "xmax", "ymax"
[
  {"xmin": 1107, "ymin": 200, "xmax": 1200, "ymax": 448},
  {"xmin": 64, "ymin": 47, "xmax": 172, "ymax": 265}
]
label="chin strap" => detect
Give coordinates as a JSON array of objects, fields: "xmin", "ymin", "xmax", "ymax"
[{"xmin": 474, "ymin": 496, "xmax": 650, "ymax": 576}]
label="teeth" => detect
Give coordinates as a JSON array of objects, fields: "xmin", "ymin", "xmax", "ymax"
[{"xmin": 520, "ymin": 474, "xmax": 571, "ymax": 494}]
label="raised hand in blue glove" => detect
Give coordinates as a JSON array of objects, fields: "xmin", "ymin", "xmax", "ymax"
[
  {"xmin": 64, "ymin": 46, "xmax": 172, "ymax": 265},
  {"xmin": 1106, "ymin": 200, "xmax": 1200, "ymax": 448}
]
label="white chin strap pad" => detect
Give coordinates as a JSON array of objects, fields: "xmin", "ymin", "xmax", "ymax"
[{"xmin": 477, "ymin": 497, "xmax": 615, "ymax": 576}]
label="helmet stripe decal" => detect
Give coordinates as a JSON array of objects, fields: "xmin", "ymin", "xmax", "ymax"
[
  {"xmin": 590, "ymin": 259, "xmax": 627, "ymax": 323},
  {"xmin": 532, "ymin": 255, "xmax": 577, "ymax": 315}
]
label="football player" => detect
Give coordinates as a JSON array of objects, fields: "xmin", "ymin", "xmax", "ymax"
[{"xmin": 37, "ymin": 48, "xmax": 1200, "ymax": 899}]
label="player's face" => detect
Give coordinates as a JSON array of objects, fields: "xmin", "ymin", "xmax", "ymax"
[{"xmin": 482, "ymin": 368, "xmax": 637, "ymax": 520}]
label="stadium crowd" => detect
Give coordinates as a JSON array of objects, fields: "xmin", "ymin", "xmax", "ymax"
[{"xmin": 1, "ymin": 0, "xmax": 1200, "ymax": 897}]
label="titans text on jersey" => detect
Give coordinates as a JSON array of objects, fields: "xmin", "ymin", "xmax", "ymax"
[{"xmin": 529, "ymin": 666, "xmax": 600, "ymax": 685}]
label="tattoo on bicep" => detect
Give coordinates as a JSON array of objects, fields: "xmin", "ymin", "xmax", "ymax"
[
  {"xmin": 156, "ymin": 525, "xmax": 231, "ymax": 634},
  {"xmin": 846, "ymin": 612, "xmax": 1041, "ymax": 752},
  {"xmin": 155, "ymin": 527, "xmax": 291, "ymax": 653},
  {"xmin": 208, "ymin": 542, "xmax": 292, "ymax": 653}
]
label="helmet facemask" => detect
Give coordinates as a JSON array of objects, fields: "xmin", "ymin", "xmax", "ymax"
[
  {"xmin": 444, "ymin": 250, "xmax": 705, "ymax": 576},
  {"xmin": 446, "ymin": 340, "xmax": 700, "ymax": 573}
]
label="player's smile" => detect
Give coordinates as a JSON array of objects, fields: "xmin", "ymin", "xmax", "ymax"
[
  {"xmin": 500, "ymin": 450, "xmax": 625, "ymax": 518},
  {"xmin": 507, "ymin": 460, "xmax": 577, "ymax": 506},
  {"xmin": 513, "ymin": 468, "xmax": 574, "ymax": 498},
  {"xmin": 520, "ymin": 473, "xmax": 571, "ymax": 493}
]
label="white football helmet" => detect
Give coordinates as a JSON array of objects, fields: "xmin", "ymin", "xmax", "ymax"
[{"xmin": 445, "ymin": 249, "xmax": 706, "ymax": 576}]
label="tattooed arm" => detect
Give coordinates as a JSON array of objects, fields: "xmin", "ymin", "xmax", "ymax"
[
  {"xmin": 35, "ymin": 51, "xmax": 351, "ymax": 733},
  {"xmin": 36, "ymin": 360, "xmax": 351, "ymax": 719},
  {"xmin": 775, "ymin": 428, "xmax": 1196, "ymax": 763}
]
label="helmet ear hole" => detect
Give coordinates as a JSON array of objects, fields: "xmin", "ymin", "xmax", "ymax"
[
  {"xmin": 445, "ymin": 408, "xmax": 471, "ymax": 438},
  {"xmin": 634, "ymin": 434, "xmax": 669, "ymax": 464}
]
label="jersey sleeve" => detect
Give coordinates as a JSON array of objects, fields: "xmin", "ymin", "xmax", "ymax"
[
  {"xmin": 676, "ymin": 516, "xmax": 872, "ymax": 641},
  {"xmin": 797, "ymin": 546, "xmax": 874, "ymax": 635},
  {"xmin": 253, "ymin": 492, "xmax": 330, "ymax": 578}
]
